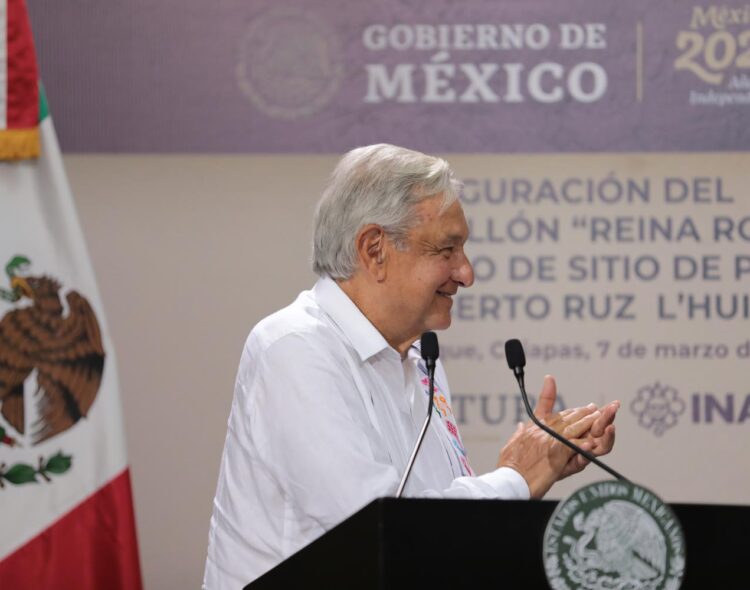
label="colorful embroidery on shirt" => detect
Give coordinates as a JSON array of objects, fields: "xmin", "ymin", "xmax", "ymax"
[
  {"xmin": 447, "ymin": 422, "xmax": 475, "ymax": 475},
  {"xmin": 417, "ymin": 362, "xmax": 474, "ymax": 477},
  {"xmin": 445, "ymin": 419, "xmax": 458, "ymax": 438},
  {"xmin": 420, "ymin": 376, "xmax": 452, "ymax": 419}
]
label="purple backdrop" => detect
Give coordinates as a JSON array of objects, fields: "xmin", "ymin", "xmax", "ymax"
[{"xmin": 28, "ymin": 0, "xmax": 750, "ymax": 153}]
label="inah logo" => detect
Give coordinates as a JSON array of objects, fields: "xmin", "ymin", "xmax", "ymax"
[
  {"xmin": 237, "ymin": 8, "xmax": 344, "ymax": 119},
  {"xmin": 543, "ymin": 481, "xmax": 685, "ymax": 590},
  {"xmin": 630, "ymin": 382, "xmax": 685, "ymax": 436}
]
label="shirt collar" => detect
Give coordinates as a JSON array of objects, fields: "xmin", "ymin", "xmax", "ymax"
[{"xmin": 313, "ymin": 275, "xmax": 392, "ymax": 362}]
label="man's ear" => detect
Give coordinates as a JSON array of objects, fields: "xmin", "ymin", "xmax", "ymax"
[{"xmin": 356, "ymin": 224, "xmax": 388, "ymax": 281}]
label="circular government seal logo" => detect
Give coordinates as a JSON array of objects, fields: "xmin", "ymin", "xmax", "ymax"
[
  {"xmin": 237, "ymin": 8, "xmax": 344, "ymax": 119},
  {"xmin": 543, "ymin": 481, "xmax": 685, "ymax": 590}
]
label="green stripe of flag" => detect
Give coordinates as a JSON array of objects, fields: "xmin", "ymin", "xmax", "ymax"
[{"xmin": 39, "ymin": 83, "xmax": 49, "ymax": 122}]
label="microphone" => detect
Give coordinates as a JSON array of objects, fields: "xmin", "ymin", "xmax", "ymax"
[
  {"xmin": 396, "ymin": 332, "xmax": 439, "ymax": 498},
  {"xmin": 504, "ymin": 338, "xmax": 628, "ymax": 482}
]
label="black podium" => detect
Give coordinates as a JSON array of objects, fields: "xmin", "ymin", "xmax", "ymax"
[{"xmin": 246, "ymin": 497, "xmax": 749, "ymax": 589}]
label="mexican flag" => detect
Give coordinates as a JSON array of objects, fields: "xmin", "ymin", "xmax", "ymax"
[{"xmin": 0, "ymin": 1, "xmax": 142, "ymax": 588}]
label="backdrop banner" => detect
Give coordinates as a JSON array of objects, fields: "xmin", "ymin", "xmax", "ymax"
[{"xmin": 29, "ymin": 0, "xmax": 750, "ymax": 153}]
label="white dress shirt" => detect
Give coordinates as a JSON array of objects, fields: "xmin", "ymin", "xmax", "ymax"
[{"xmin": 203, "ymin": 276, "xmax": 529, "ymax": 589}]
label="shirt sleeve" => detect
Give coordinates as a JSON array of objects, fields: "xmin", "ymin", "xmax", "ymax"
[
  {"xmin": 428, "ymin": 467, "xmax": 530, "ymax": 500},
  {"xmin": 245, "ymin": 332, "xmax": 528, "ymax": 532}
]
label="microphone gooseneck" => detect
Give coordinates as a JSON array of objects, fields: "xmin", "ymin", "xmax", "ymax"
[
  {"xmin": 504, "ymin": 339, "xmax": 628, "ymax": 482},
  {"xmin": 396, "ymin": 332, "xmax": 439, "ymax": 498}
]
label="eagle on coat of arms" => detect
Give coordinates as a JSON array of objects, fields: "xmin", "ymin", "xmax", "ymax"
[{"xmin": 0, "ymin": 255, "xmax": 105, "ymax": 445}]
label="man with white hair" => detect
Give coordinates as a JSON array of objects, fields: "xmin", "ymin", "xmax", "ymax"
[{"xmin": 203, "ymin": 144, "xmax": 619, "ymax": 588}]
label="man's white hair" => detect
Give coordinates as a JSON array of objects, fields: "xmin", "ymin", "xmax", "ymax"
[{"xmin": 312, "ymin": 144, "xmax": 461, "ymax": 280}]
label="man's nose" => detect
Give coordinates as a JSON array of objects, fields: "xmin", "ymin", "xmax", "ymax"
[{"xmin": 453, "ymin": 252, "xmax": 474, "ymax": 288}]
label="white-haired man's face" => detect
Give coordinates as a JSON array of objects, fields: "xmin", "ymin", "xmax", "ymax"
[{"xmin": 383, "ymin": 195, "xmax": 474, "ymax": 339}]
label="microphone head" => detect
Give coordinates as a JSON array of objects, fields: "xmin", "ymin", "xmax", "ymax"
[
  {"xmin": 420, "ymin": 331, "xmax": 439, "ymax": 361},
  {"xmin": 504, "ymin": 338, "xmax": 526, "ymax": 370}
]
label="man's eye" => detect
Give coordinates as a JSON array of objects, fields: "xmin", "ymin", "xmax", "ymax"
[{"xmin": 440, "ymin": 247, "xmax": 454, "ymax": 258}]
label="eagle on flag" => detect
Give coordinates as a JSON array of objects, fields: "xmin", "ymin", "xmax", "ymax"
[{"xmin": 0, "ymin": 255, "xmax": 105, "ymax": 444}]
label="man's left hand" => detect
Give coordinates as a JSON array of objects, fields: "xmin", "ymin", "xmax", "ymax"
[{"xmin": 533, "ymin": 375, "xmax": 619, "ymax": 480}]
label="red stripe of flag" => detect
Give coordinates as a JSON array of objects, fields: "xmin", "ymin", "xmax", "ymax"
[
  {"xmin": 5, "ymin": 0, "xmax": 39, "ymax": 129},
  {"xmin": 0, "ymin": 469, "xmax": 143, "ymax": 590}
]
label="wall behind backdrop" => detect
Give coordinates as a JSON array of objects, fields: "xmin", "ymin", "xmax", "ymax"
[{"xmin": 29, "ymin": 0, "xmax": 750, "ymax": 587}]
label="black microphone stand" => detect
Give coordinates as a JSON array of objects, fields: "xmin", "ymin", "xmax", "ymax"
[{"xmin": 396, "ymin": 332, "xmax": 438, "ymax": 498}]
